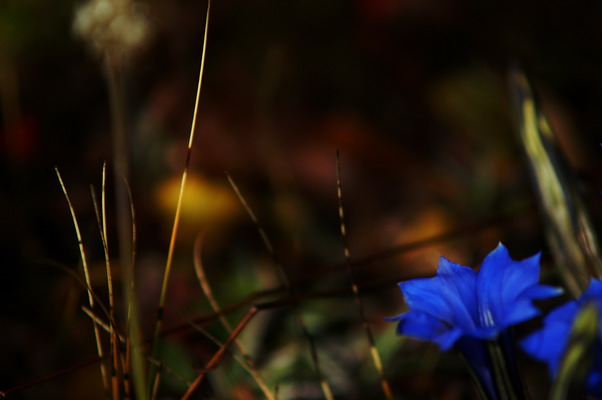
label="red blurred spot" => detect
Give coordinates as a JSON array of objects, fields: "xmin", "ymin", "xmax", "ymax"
[
  {"xmin": 2, "ymin": 116, "xmax": 39, "ymax": 163},
  {"xmin": 358, "ymin": 0, "xmax": 407, "ymax": 21}
]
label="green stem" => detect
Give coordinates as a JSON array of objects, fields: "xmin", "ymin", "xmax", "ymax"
[{"xmin": 104, "ymin": 53, "xmax": 147, "ymax": 400}]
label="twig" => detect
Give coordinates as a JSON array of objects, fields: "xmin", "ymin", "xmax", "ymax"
[
  {"xmin": 3, "ymin": 211, "xmax": 532, "ymax": 397},
  {"xmin": 226, "ymin": 173, "xmax": 335, "ymax": 400},
  {"xmin": 167, "ymin": 304, "xmax": 260, "ymax": 386},
  {"xmin": 82, "ymin": 306, "xmax": 193, "ymax": 388},
  {"xmin": 193, "ymin": 233, "xmax": 276, "ymax": 399},
  {"xmin": 335, "ymin": 150, "xmax": 392, "ymax": 399},
  {"xmin": 181, "ymin": 307, "xmax": 259, "ymax": 400}
]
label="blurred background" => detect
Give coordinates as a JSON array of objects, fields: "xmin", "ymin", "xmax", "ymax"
[{"xmin": 2, "ymin": 0, "xmax": 602, "ymax": 398}]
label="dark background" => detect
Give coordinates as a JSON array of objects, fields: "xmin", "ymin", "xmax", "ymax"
[{"xmin": 2, "ymin": 0, "xmax": 602, "ymax": 398}]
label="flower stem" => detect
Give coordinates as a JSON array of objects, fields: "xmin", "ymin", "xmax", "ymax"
[
  {"xmin": 486, "ymin": 340, "xmax": 522, "ymax": 400},
  {"xmin": 458, "ymin": 336, "xmax": 525, "ymax": 400}
]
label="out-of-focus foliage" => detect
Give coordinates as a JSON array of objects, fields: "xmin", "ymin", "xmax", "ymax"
[
  {"xmin": 3, "ymin": 0, "xmax": 602, "ymax": 399},
  {"xmin": 512, "ymin": 71, "xmax": 602, "ymax": 296}
]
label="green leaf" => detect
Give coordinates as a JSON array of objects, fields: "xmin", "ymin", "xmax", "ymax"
[
  {"xmin": 510, "ymin": 69, "xmax": 602, "ymax": 296},
  {"xmin": 551, "ymin": 302, "xmax": 599, "ymax": 400}
]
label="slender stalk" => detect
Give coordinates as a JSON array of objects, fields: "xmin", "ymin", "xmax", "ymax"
[
  {"xmin": 193, "ymin": 234, "xmax": 276, "ymax": 400},
  {"xmin": 123, "ymin": 179, "xmax": 140, "ymax": 399},
  {"xmin": 146, "ymin": 358, "xmax": 192, "ymax": 388},
  {"xmin": 486, "ymin": 341, "xmax": 520, "ymax": 400},
  {"xmin": 335, "ymin": 150, "xmax": 393, "ymax": 399},
  {"xmin": 150, "ymin": 363, "xmax": 162, "ymax": 400},
  {"xmin": 3, "ymin": 271, "xmax": 396, "ymax": 398},
  {"xmin": 149, "ymin": 5, "xmax": 211, "ymax": 393},
  {"xmin": 0, "ymin": 356, "xmax": 103, "ymax": 398},
  {"xmin": 91, "ymin": 182, "xmax": 122, "ymax": 400},
  {"xmin": 104, "ymin": 53, "xmax": 133, "ymax": 286},
  {"xmin": 93, "ymin": 168, "xmax": 145, "ymax": 399},
  {"xmin": 55, "ymin": 168, "xmax": 110, "ymax": 395},
  {"xmin": 226, "ymin": 174, "xmax": 334, "ymax": 400},
  {"xmin": 181, "ymin": 309, "xmax": 261, "ymax": 382},
  {"xmin": 104, "ymin": 43, "xmax": 147, "ymax": 400},
  {"xmin": 104, "ymin": 52, "xmax": 131, "ymax": 263},
  {"xmin": 2, "ymin": 211, "xmax": 531, "ymax": 396},
  {"xmin": 181, "ymin": 307, "xmax": 259, "ymax": 400},
  {"xmin": 111, "ymin": 335, "xmax": 121, "ymax": 400},
  {"xmin": 459, "ymin": 352, "xmax": 490, "ymax": 400},
  {"xmin": 83, "ymin": 305, "xmax": 193, "ymax": 389},
  {"xmin": 122, "ymin": 178, "xmax": 141, "ymax": 400}
]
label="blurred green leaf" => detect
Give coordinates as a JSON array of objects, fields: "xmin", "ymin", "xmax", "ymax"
[
  {"xmin": 511, "ymin": 69, "xmax": 602, "ymax": 295},
  {"xmin": 157, "ymin": 339, "xmax": 196, "ymax": 393},
  {"xmin": 550, "ymin": 302, "xmax": 599, "ymax": 400}
]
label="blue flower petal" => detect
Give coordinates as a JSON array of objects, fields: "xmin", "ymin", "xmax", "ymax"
[
  {"xmin": 391, "ymin": 243, "xmax": 560, "ymax": 359},
  {"xmin": 477, "ymin": 243, "xmax": 552, "ymax": 330},
  {"xmin": 393, "ymin": 310, "xmax": 463, "ymax": 350},
  {"xmin": 587, "ymin": 370, "xmax": 602, "ymax": 399},
  {"xmin": 521, "ymin": 300, "xmax": 579, "ymax": 376},
  {"xmin": 522, "ymin": 279, "xmax": 602, "ymax": 400},
  {"xmin": 521, "ymin": 284, "xmax": 564, "ymax": 300},
  {"xmin": 400, "ymin": 257, "xmax": 478, "ymax": 332},
  {"xmin": 503, "ymin": 298, "xmax": 541, "ymax": 327},
  {"xmin": 581, "ymin": 279, "xmax": 602, "ymax": 304}
]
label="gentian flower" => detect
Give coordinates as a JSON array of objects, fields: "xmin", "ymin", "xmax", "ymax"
[
  {"xmin": 522, "ymin": 278, "xmax": 602, "ymax": 397},
  {"xmin": 388, "ymin": 243, "xmax": 562, "ymax": 399}
]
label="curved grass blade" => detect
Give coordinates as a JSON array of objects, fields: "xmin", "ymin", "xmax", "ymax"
[
  {"xmin": 510, "ymin": 69, "xmax": 602, "ymax": 295},
  {"xmin": 55, "ymin": 167, "xmax": 110, "ymax": 396},
  {"xmin": 550, "ymin": 302, "xmax": 599, "ymax": 400},
  {"xmin": 193, "ymin": 234, "xmax": 276, "ymax": 400},
  {"xmin": 226, "ymin": 173, "xmax": 335, "ymax": 400}
]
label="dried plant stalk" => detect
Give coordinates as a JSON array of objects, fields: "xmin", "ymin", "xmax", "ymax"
[
  {"xmin": 55, "ymin": 167, "xmax": 110, "ymax": 395},
  {"xmin": 182, "ymin": 307, "xmax": 260, "ymax": 400},
  {"xmin": 335, "ymin": 150, "xmax": 393, "ymax": 400},
  {"xmin": 1, "ymin": 211, "xmax": 530, "ymax": 397},
  {"xmin": 226, "ymin": 173, "xmax": 335, "ymax": 400},
  {"xmin": 123, "ymin": 177, "xmax": 140, "ymax": 400},
  {"xmin": 150, "ymin": 1, "xmax": 211, "ymax": 393},
  {"xmin": 82, "ymin": 306, "xmax": 193, "ymax": 389},
  {"xmin": 193, "ymin": 234, "xmax": 276, "ymax": 399},
  {"xmin": 91, "ymin": 168, "xmax": 122, "ymax": 399}
]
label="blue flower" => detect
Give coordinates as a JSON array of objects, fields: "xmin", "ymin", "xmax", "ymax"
[
  {"xmin": 388, "ymin": 243, "xmax": 562, "ymax": 350},
  {"xmin": 388, "ymin": 243, "xmax": 562, "ymax": 399},
  {"xmin": 522, "ymin": 278, "xmax": 602, "ymax": 397}
]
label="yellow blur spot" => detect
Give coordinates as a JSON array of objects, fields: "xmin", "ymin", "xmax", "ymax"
[{"xmin": 156, "ymin": 173, "xmax": 238, "ymax": 227}]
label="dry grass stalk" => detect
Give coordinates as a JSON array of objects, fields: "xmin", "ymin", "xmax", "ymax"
[
  {"xmin": 335, "ymin": 150, "xmax": 393, "ymax": 400},
  {"xmin": 226, "ymin": 173, "xmax": 335, "ymax": 400},
  {"xmin": 193, "ymin": 234, "xmax": 276, "ymax": 399},
  {"xmin": 149, "ymin": 4, "xmax": 211, "ymax": 393},
  {"xmin": 55, "ymin": 167, "xmax": 110, "ymax": 395}
]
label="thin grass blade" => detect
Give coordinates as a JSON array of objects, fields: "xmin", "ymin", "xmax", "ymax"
[
  {"xmin": 149, "ymin": 4, "xmax": 211, "ymax": 394},
  {"xmin": 193, "ymin": 234, "xmax": 276, "ymax": 400},
  {"xmin": 335, "ymin": 150, "xmax": 393, "ymax": 400},
  {"xmin": 226, "ymin": 173, "xmax": 335, "ymax": 400},
  {"xmin": 550, "ymin": 302, "xmax": 599, "ymax": 400},
  {"xmin": 55, "ymin": 167, "xmax": 110, "ymax": 395},
  {"xmin": 510, "ymin": 70, "xmax": 602, "ymax": 295}
]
